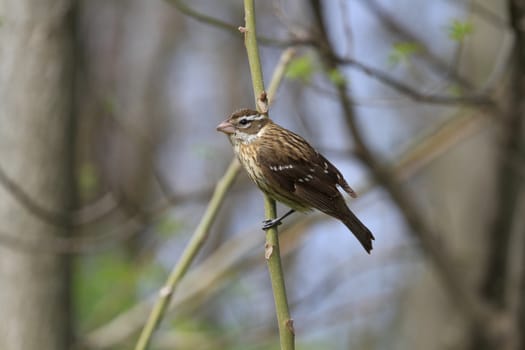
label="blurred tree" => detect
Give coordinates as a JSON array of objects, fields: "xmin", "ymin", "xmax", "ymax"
[{"xmin": 0, "ymin": 0, "xmax": 76, "ymax": 349}]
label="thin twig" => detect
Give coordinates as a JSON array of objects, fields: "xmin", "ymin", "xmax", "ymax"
[
  {"xmin": 0, "ymin": 164, "xmax": 121, "ymax": 228},
  {"xmin": 267, "ymin": 48, "xmax": 296, "ymax": 105},
  {"xmin": 166, "ymin": 0, "xmax": 293, "ymax": 46},
  {"xmin": 242, "ymin": 1, "xmax": 295, "ymax": 349},
  {"xmin": 166, "ymin": 0, "xmax": 237, "ymax": 31},
  {"xmin": 0, "ymin": 164, "xmax": 71, "ymax": 227},
  {"xmin": 333, "ymin": 55, "xmax": 498, "ymax": 109},
  {"xmin": 134, "ymin": 160, "xmax": 241, "ymax": 350},
  {"xmin": 358, "ymin": 0, "xmax": 474, "ymax": 89}
]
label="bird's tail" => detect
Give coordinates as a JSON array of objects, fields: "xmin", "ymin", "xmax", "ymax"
[{"xmin": 341, "ymin": 210, "xmax": 375, "ymax": 254}]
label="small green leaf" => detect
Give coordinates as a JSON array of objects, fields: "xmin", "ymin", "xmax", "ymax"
[
  {"xmin": 388, "ymin": 42, "xmax": 420, "ymax": 66},
  {"xmin": 327, "ymin": 68, "xmax": 346, "ymax": 87},
  {"xmin": 285, "ymin": 55, "xmax": 315, "ymax": 82},
  {"xmin": 448, "ymin": 19, "xmax": 473, "ymax": 41}
]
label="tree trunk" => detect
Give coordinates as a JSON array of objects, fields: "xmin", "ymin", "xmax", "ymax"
[{"xmin": 0, "ymin": 1, "xmax": 75, "ymax": 349}]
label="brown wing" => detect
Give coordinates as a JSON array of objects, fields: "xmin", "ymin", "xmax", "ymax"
[
  {"xmin": 257, "ymin": 135, "xmax": 374, "ymax": 253},
  {"xmin": 256, "ymin": 131, "xmax": 353, "ymax": 212}
]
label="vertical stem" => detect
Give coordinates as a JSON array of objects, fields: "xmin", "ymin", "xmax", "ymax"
[
  {"xmin": 243, "ymin": 0, "xmax": 265, "ymax": 96},
  {"xmin": 242, "ymin": 1, "xmax": 295, "ymax": 349}
]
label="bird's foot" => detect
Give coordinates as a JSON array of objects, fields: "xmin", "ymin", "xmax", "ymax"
[{"xmin": 262, "ymin": 218, "xmax": 282, "ymax": 231}]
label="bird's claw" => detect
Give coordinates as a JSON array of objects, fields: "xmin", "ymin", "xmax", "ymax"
[{"xmin": 262, "ymin": 218, "xmax": 282, "ymax": 231}]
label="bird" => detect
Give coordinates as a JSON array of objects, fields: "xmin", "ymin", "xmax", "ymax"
[{"xmin": 216, "ymin": 108, "xmax": 374, "ymax": 253}]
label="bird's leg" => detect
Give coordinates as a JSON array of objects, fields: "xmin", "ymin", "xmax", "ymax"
[{"xmin": 262, "ymin": 209, "xmax": 296, "ymax": 230}]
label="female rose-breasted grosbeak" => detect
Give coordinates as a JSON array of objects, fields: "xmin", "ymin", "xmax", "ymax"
[{"xmin": 217, "ymin": 109, "xmax": 374, "ymax": 253}]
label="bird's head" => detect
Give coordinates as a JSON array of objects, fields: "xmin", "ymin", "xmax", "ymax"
[{"xmin": 216, "ymin": 109, "xmax": 270, "ymax": 144}]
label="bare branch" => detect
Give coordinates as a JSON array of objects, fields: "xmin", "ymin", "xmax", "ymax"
[
  {"xmin": 0, "ymin": 164, "xmax": 71, "ymax": 227},
  {"xmin": 309, "ymin": 0, "xmax": 513, "ymax": 346},
  {"xmin": 333, "ymin": 55, "xmax": 498, "ymax": 109},
  {"xmin": 475, "ymin": 2, "xmax": 525, "ymax": 349},
  {"xmin": 166, "ymin": 0, "xmax": 306, "ymax": 47}
]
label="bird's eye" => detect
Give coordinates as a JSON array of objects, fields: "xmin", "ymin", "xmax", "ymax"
[{"xmin": 239, "ymin": 118, "xmax": 249, "ymax": 125}]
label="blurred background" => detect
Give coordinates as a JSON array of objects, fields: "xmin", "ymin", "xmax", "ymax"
[{"xmin": 0, "ymin": 0, "xmax": 520, "ymax": 349}]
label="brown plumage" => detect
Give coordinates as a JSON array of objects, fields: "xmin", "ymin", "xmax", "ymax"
[{"xmin": 217, "ymin": 109, "xmax": 374, "ymax": 253}]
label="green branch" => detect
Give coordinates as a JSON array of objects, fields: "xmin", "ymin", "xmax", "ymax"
[
  {"xmin": 134, "ymin": 160, "xmax": 240, "ymax": 350},
  {"xmin": 242, "ymin": 1, "xmax": 295, "ymax": 349},
  {"xmin": 132, "ymin": 3, "xmax": 296, "ymax": 348},
  {"xmin": 133, "ymin": 30, "xmax": 294, "ymax": 350}
]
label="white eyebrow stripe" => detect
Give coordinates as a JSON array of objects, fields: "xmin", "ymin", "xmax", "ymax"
[{"xmin": 246, "ymin": 114, "xmax": 265, "ymax": 120}]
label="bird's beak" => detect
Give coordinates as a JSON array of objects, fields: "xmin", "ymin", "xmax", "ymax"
[{"xmin": 216, "ymin": 120, "xmax": 235, "ymax": 134}]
